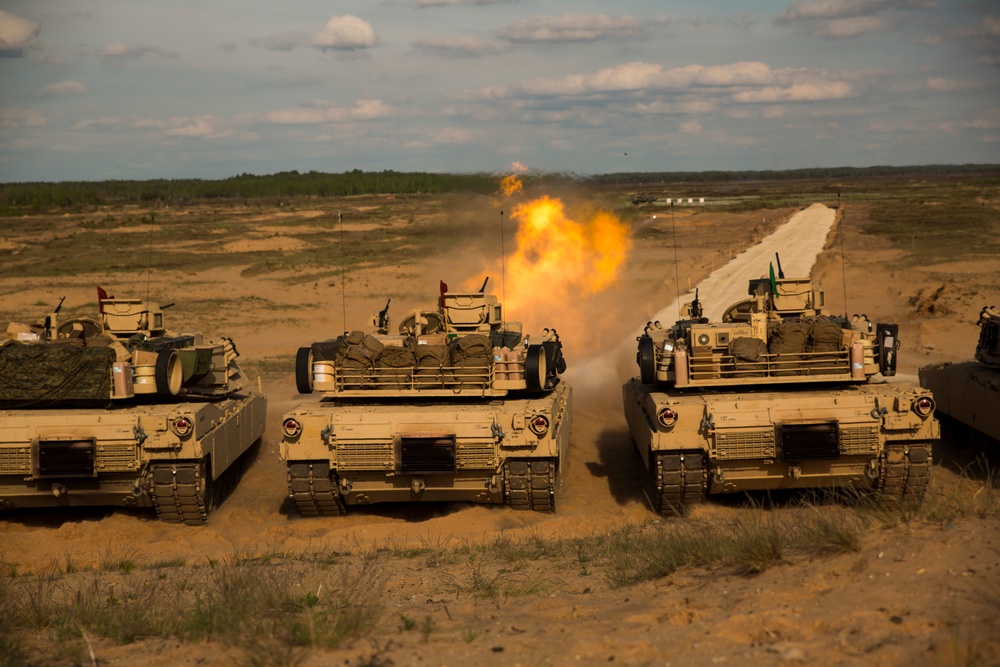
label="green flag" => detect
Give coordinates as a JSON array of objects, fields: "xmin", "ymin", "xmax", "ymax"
[{"xmin": 769, "ymin": 262, "xmax": 777, "ymax": 293}]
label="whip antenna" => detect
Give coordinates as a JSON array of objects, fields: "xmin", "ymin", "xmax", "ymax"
[
  {"xmin": 339, "ymin": 211, "xmax": 347, "ymax": 333},
  {"xmin": 671, "ymin": 201, "xmax": 682, "ymax": 319},
  {"xmin": 145, "ymin": 212, "xmax": 155, "ymax": 309},
  {"xmin": 837, "ymin": 193, "xmax": 849, "ymax": 321},
  {"xmin": 500, "ymin": 209, "xmax": 507, "ymax": 329}
]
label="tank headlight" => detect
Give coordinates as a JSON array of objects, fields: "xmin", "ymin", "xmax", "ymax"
[
  {"xmin": 282, "ymin": 417, "xmax": 303, "ymax": 438},
  {"xmin": 662, "ymin": 342, "xmax": 674, "ymax": 353},
  {"xmin": 170, "ymin": 416, "xmax": 193, "ymax": 437},
  {"xmin": 529, "ymin": 415, "xmax": 550, "ymax": 436},
  {"xmin": 657, "ymin": 407, "xmax": 677, "ymax": 428},
  {"xmin": 913, "ymin": 396, "xmax": 935, "ymax": 418},
  {"xmin": 697, "ymin": 333, "xmax": 711, "ymax": 346}
]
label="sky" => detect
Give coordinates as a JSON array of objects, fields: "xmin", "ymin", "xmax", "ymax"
[{"xmin": 0, "ymin": 0, "xmax": 998, "ymax": 182}]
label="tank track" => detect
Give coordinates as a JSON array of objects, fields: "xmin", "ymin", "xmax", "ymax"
[
  {"xmin": 504, "ymin": 459, "xmax": 556, "ymax": 512},
  {"xmin": 147, "ymin": 461, "xmax": 209, "ymax": 525},
  {"xmin": 877, "ymin": 443, "xmax": 932, "ymax": 504},
  {"xmin": 287, "ymin": 461, "xmax": 346, "ymax": 517},
  {"xmin": 651, "ymin": 451, "xmax": 707, "ymax": 517}
]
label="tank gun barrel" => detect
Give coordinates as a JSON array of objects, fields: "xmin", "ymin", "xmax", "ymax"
[{"xmin": 775, "ymin": 252, "xmax": 785, "ymax": 279}]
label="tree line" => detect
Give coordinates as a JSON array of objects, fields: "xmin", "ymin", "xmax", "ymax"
[{"xmin": 1, "ymin": 165, "xmax": 996, "ymax": 211}]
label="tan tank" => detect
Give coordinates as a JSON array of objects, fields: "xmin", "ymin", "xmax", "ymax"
[
  {"xmin": 0, "ymin": 289, "xmax": 266, "ymax": 524},
  {"xmin": 918, "ymin": 305, "xmax": 1000, "ymax": 442},
  {"xmin": 623, "ymin": 265, "xmax": 939, "ymax": 516},
  {"xmin": 279, "ymin": 281, "xmax": 571, "ymax": 515}
]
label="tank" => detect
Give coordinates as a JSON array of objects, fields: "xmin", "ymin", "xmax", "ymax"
[
  {"xmin": 0, "ymin": 289, "xmax": 266, "ymax": 524},
  {"xmin": 622, "ymin": 266, "xmax": 939, "ymax": 516},
  {"xmin": 279, "ymin": 281, "xmax": 571, "ymax": 515},
  {"xmin": 918, "ymin": 305, "xmax": 1000, "ymax": 442}
]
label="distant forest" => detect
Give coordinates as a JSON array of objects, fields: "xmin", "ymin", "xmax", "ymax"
[{"xmin": 1, "ymin": 164, "xmax": 997, "ymax": 211}]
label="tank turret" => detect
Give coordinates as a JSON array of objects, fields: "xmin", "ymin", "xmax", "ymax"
[
  {"xmin": 294, "ymin": 280, "xmax": 565, "ymax": 398},
  {"xmin": 636, "ymin": 271, "xmax": 897, "ymax": 388},
  {"xmin": 1, "ymin": 288, "xmax": 246, "ymax": 406},
  {"xmin": 280, "ymin": 279, "xmax": 572, "ymax": 516}
]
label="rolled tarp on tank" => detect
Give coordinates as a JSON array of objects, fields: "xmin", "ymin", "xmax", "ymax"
[{"xmin": 0, "ymin": 340, "xmax": 116, "ymax": 404}]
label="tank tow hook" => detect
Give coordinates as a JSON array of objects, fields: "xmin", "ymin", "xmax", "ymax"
[
  {"xmin": 713, "ymin": 468, "xmax": 725, "ymax": 485},
  {"xmin": 339, "ymin": 477, "xmax": 353, "ymax": 494},
  {"xmin": 491, "ymin": 421, "xmax": 505, "ymax": 443},
  {"xmin": 50, "ymin": 483, "xmax": 68, "ymax": 498},
  {"xmin": 788, "ymin": 465, "xmax": 802, "ymax": 479},
  {"xmin": 870, "ymin": 399, "xmax": 889, "ymax": 421},
  {"xmin": 865, "ymin": 459, "xmax": 879, "ymax": 480},
  {"xmin": 700, "ymin": 412, "xmax": 715, "ymax": 433},
  {"xmin": 411, "ymin": 478, "xmax": 426, "ymax": 494},
  {"xmin": 489, "ymin": 475, "xmax": 500, "ymax": 495}
]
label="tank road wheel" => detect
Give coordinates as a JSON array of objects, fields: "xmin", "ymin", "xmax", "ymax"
[
  {"xmin": 525, "ymin": 345, "xmax": 548, "ymax": 392},
  {"xmin": 147, "ymin": 460, "xmax": 210, "ymax": 525},
  {"xmin": 295, "ymin": 347, "xmax": 314, "ymax": 395},
  {"xmin": 155, "ymin": 349, "xmax": 183, "ymax": 396},
  {"xmin": 651, "ymin": 451, "xmax": 707, "ymax": 517},
  {"xmin": 876, "ymin": 443, "xmax": 932, "ymax": 506},
  {"xmin": 504, "ymin": 458, "xmax": 556, "ymax": 512},
  {"xmin": 638, "ymin": 336, "xmax": 656, "ymax": 385},
  {"xmin": 287, "ymin": 461, "xmax": 345, "ymax": 516}
]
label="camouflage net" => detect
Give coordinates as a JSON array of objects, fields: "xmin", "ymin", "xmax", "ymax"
[{"xmin": 0, "ymin": 340, "xmax": 116, "ymax": 405}]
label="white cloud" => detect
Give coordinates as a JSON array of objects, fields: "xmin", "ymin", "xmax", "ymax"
[
  {"xmin": 263, "ymin": 98, "xmax": 391, "ymax": 125},
  {"xmin": 693, "ymin": 61, "xmax": 774, "ymax": 86},
  {"xmin": 160, "ymin": 116, "xmax": 232, "ymax": 139},
  {"xmin": 965, "ymin": 108, "xmax": 1000, "ymax": 130},
  {"xmin": 926, "ymin": 77, "xmax": 980, "ymax": 92},
  {"xmin": 679, "ymin": 118, "xmax": 703, "ymax": 134},
  {"xmin": 732, "ymin": 80, "xmax": 856, "ymax": 102},
  {"xmin": 626, "ymin": 100, "xmax": 716, "ymax": 116},
  {"xmin": 45, "ymin": 81, "xmax": 87, "ymax": 95},
  {"xmin": 777, "ymin": 0, "xmax": 935, "ymax": 21},
  {"xmin": 413, "ymin": 35, "xmax": 509, "ymax": 56},
  {"xmin": 979, "ymin": 16, "xmax": 1000, "ymax": 38},
  {"xmin": 0, "ymin": 108, "xmax": 46, "ymax": 127},
  {"xmin": 0, "ymin": 10, "xmax": 39, "ymax": 56},
  {"xmin": 499, "ymin": 14, "xmax": 643, "ymax": 42},
  {"xmin": 313, "ymin": 15, "xmax": 378, "ymax": 51},
  {"xmin": 98, "ymin": 42, "xmax": 178, "ymax": 60},
  {"xmin": 775, "ymin": 1, "xmax": 935, "ymax": 39},
  {"xmin": 813, "ymin": 16, "xmax": 888, "ymax": 37}
]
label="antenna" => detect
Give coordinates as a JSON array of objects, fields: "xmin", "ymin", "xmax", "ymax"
[
  {"xmin": 837, "ymin": 192, "xmax": 849, "ymax": 320},
  {"xmin": 145, "ymin": 213, "xmax": 155, "ymax": 307},
  {"xmin": 500, "ymin": 209, "xmax": 507, "ymax": 330},
  {"xmin": 339, "ymin": 211, "xmax": 347, "ymax": 333},
  {"xmin": 670, "ymin": 201, "xmax": 681, "ymax": 319}
]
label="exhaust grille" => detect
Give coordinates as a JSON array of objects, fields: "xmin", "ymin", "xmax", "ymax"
[
  {"xmin": 37, "ymin": 439, "xmax": 96, "ymax": 478},
  {"xmin": 399, "ymin": 435, "xmax": 456, "ymax": 474},
  {"xmin": 337, "ymin": 442, "xmax": 394, "ymax": 471},
  {"xmin": 0, "ymin": 447, "xmax": 31, "ymax": 475},
  {"xmin": 456, "ymin": 442, "xmax": 497, "ymax": 470},
  {"xmin": 715, "ymin": 428, "xmax": 776, "ymax": 460},
  {"xmin": 779, "ymin": 422, "xmax": 839, "ymax": 462},
  {"xmin": 839, "ymin": 425, "xmax": 880, "ymax": 456}
]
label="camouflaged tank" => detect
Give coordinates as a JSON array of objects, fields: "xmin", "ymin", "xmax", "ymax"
[
  {"xmin": 623, "ymin": 266, "xmax": 939, "ymax": 517},
  {"xmin": 0, "ymin": 290, "xmax": 266, "ymax": 524},
  {"xmin": 919, "ymin": 305, "xmax": 1000, "ymax": 443},
  {"xmin": 279, "ymin": 281, "xmax": 571, "ymax": 515}
]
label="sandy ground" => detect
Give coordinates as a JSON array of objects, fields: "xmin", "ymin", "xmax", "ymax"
[{"xmin": 2, "ymin": 197, "xmax": 999, "ymax": 666}]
